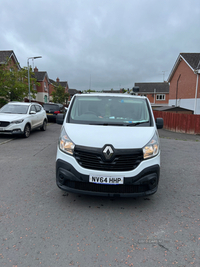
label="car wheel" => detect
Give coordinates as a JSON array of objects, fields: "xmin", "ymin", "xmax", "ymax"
[
  {"xmin": 23, "ymin": 124, "xmax": 31, "ymax": 138},
  {"xmin": 40, "ymin": 120, "xmax": 47, "ymax": 131}
]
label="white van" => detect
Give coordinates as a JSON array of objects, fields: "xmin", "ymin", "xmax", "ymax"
[{"xmin": 56, "ymin": 93, "xmax": 163, "ymax": 197}]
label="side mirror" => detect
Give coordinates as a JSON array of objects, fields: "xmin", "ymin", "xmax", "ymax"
[
  {"xmin": 56, "ymin": 113, "xmax": 65, "ymax": 125},
  {"xmin": 156, "ymin": 118, "xmax": 164, "ymax": 129},
  {"xmin": 30, "ymin": 111, "xmax": 36, "ymax": 114}
]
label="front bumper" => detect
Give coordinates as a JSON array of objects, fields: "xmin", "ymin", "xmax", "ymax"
[
  {"xmin": 56, "ymin": 159, "xmax": 160, "ymax": 197},
  {"xmin": 0, "ymin": 128, "xmax": 23, "ymax": 135}
]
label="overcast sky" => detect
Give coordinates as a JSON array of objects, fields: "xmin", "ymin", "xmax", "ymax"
[{"xmin": 0, "ymin": 0, "xmax": 200, "ymax": 91}]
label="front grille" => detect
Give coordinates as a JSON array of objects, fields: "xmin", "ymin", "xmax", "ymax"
[
  {"xmin": 65, "ymin": 180, "xmax": 149, "ymax": 194},
  {"xmin": 74, "ymin": 146, "xmax": 143, "ymax": 172},
  {"xmin": 0, "ymin": 121, "xmax": 10, "ymax": 127}
]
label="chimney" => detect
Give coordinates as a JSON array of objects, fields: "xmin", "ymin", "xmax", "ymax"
[
  {"xmin": 34, "ymin": 67, "xmax": 38, "ymax": 72},
  {"xmin": 56, "ymin": 77, "xmax": 60, "ymax": 83}
]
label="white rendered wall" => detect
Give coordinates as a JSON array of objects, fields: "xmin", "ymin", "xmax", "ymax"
[
  {"xmin": 35, "ymin": 92, "xmax": 49, "ymax": 103},
  {"xmin": 169, "ymin": 98, "xmax": 200, "ymax": 114}
]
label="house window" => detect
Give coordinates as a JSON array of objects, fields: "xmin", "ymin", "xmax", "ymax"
[
  {"xmin": 156, "ymin": 94, "xmax": 165, "ymax": 100},
  {"xmin": 33, "ymin": 84, "xmax": 37, "ymax": 91},
  {"xmin": 44, "ymin": 82, "xmax": 48, "ymax": 92},
  {"xmin": 44, "ymin": 95, "xmax": 47, "ymax": 103}
]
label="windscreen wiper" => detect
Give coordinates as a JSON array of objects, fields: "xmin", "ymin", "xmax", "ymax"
[
  {"xmin": 126, "ymin": 121, "xmax": 149, "ymax": 126},
  {"xmin": 89, "ymin": 123, "xmax": 124, "ymax": 126}
]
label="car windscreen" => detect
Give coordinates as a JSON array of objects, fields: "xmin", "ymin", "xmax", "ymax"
[
  {"xmin": 0, "ymin": 104, "xmax": 29, "ymax": 114},
  {"xmin": 43, "ymin": 104, "xmax": 59, "ymax": 111},
  {"xmin": 68, "ymin": 95, "xmax": 152, "ymax": 126}
]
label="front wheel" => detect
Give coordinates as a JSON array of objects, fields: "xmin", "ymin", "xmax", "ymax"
[
  {"xmin": 23, "ymin": 124, "xmax": 31, "ymax": 138},
  {"xmin": 40, "ymin": 120, "xmax": 47, "ymax": 131}
]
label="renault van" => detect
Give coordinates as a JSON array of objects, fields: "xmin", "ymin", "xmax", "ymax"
[{"xmin": 56, "ymin": 93, "xmax": 163, "ymax": 197}]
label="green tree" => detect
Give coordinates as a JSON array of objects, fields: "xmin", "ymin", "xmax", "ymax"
[
  {"xmin": 51, "ymin": 83, "xmax": 69, "ymax": 104},
  {"xmin": 0, "ymin": 58, "xmax": 38, "ymax": 105}
]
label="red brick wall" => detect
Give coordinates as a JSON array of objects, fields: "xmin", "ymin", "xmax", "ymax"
[
  {"xmin": 169, "ymin": 59, "xmax": 200, "ymax": 99},
  {"xmin": 36, "ymin": 82, "xmax": 43, "ymax": 93},
  {"xmin": 48, "ymin": 83, "xmax": 54, "ymax": 96},
  {"xmin": 145, "ymin": 93, "xmax": 169, "ymax": 104},
  {"xmin": 146, "ymin": 94, "xmax": 154, "ymax": 103},
  {"xmin": 9, "ymin": 57, "xmax": 17, "ymax": 68},
  {"xmin": 36, "ymin": 76, "xmax": 49, "ymax": 93},
  {"xmin": 1, "ymin": 56, "xmax": 18, "ymax": 70},
  {"xmin": 155, "ymin": 93, "xmax": 169, "ymax": 104}
]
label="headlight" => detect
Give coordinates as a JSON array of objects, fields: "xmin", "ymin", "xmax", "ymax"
[
  {"xmin": 59, "ymin": 127, "xmax": 75, "ymax": 155},
  {"xmin": 11, "ymin": 119, "xmax": 24, "ymax": 124},
  {"xmin": 143, "ymin": 132, "xmax": 159, "ymax": 159}
]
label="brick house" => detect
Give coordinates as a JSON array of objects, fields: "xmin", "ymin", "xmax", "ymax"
[
  {"xmin": 0, "ymin": 50, "xmax": 70, "ymax": 105},
  {"xmin": 0, "ymin": 50, "xmax": 21, "ymax": 105},
  {"xmin": 27, "ymin": 67, "xmax": 70, "ymax": 104},
  {"xmin": 133, "ymin": 82, "xmax": 169, "ymax": 108},
  {"xmin": 34, "ymin": 67, "xmax": 49, "ymax": 103},
  {"xmin": 48, "ymin": 79, "xmax": 55, "ymax": 101},
  {"xmin": 0, "ymin": 50, "xmax": 20, "ymax": 70},
  {"xmin": 168, "ymin": 53, "xmax": 200, "ymax": 114},
  {"xmin": 49, "ymin": 78, "xmax": 69, "ymax": 104}
]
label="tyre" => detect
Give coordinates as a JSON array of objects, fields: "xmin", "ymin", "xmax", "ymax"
[
  {"xmin": 23, "ymin": 124, "xmax": 31, "ymax": 138},
  {"xmin": 40, "ymin": 120, "xmax": 47, "ymax": 131}
]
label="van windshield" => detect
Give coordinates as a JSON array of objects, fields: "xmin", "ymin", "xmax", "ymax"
[{"xmin": 68, "ymin": 95, "xmax": 152, "ymax": 126}]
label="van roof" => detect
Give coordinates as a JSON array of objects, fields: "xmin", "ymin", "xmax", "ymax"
[{"xmin": 74, "ymin": 93, "xmax": 147, "ymax": 99}]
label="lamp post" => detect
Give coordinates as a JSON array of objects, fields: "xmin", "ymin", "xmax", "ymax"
[{"xmin": 27, "ymin": 56, "xmax": 42, "ymax": 102}]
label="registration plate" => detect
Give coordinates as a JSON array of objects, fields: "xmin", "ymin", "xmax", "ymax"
[
  {"xmin": 89, "ymin": 175, "xmax": 124, "ymax": 185},
  {"xmin": 47, "ymin": 113, "xmax": 53, "ymax": 115}
]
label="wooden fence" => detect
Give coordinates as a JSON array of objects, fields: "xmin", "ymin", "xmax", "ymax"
[{"xmin": 153, "ymin": 111, "xmax": 200, "ymax": 135}]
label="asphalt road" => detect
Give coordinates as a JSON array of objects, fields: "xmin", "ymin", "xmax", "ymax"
[{"xmin": 0, "ymin": 124, "xmax": 200, "ymax": 267}]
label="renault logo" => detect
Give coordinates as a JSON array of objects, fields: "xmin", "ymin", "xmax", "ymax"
[{"xmin": 103, "ymin": 146, "xmax": 114, "ymax": 160}]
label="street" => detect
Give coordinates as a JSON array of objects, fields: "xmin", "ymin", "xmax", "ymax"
[{"xmin": 0, "ymin": 124, "xmax": 200, "ymax": 267}]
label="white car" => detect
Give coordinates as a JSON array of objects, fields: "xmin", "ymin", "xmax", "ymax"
[
  {"xmin": 56, "ymin": 93, "xmax": 164, "ymax": 197},
  {"xmin": 0, "ymin": 102, "xmax": 47, "ymax": 138}
]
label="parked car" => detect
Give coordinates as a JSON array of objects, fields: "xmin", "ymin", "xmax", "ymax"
[
  {"xmin": 56, "ymin": 93, "xmax": 164, "ymax": 197},
  {"xmin": 43, "ymin": 103, "xmax": 65, "ymax": 122},
  {"xmin": 0, "ymin": 102, "xmax": 47, "ymax": 138}
]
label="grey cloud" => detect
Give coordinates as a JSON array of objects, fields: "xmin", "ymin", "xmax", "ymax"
[{"xmin": 0, "ymin": 0, "xmax": 200, "ymax": 91}]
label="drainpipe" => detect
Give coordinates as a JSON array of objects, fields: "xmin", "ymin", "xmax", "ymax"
[
  {"xmin": 194, "ymin": 70, "xmax": 199, "ymax": 114},
  {"xmin": 176, "ymin": 74, "xmax": 181, "ymax": 107},
  {"xmin": 153, "ymin": 89, "xmax": 156, "ymax": 104}
]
